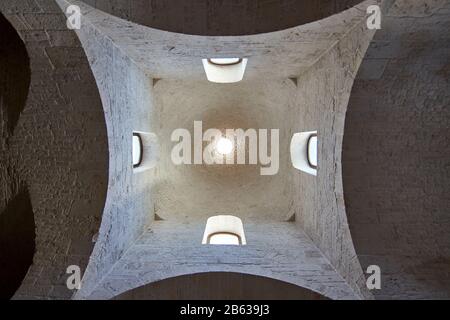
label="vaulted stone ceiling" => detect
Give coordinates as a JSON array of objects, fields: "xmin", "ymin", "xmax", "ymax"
[
  {"xmin": 55, "ymin": 0, "xmax": 381, "ymax": 300},
  {"xmin": 74, "ymin": 0, "xmax": 374, "ymax": 81},
  {"xmin": 0, "ymin": 0, "xmax": 449, "ymax": 300},
  {"xmin": 153, "ymin": 79, "xmax": 296, "ymax": 220}
]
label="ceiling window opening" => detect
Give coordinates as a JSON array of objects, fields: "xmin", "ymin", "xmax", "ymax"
[
  {"xmin": 208, "ymin": 58, "xmax": 242, "ymax": 66},
  {"xmin": 202, "ymin": 58, "xmax": 248, "ymax": 83},
  {"xmin": 208, "ymin": 232, "xmax": 241, "ymax": 245},
  {"xmin": 290, "ymin": 131, "xmax": 317, "ymax": 176},
  {"xmin": 307, "ymin": 134, "xmax": 317, "ymax": 168},
  {"xmin": 132, "ymin": 133, "xmax": 143, "ymax": 168},
  {"xmin": 132, "ymin": 131, "xmax": 160, "ymax": 173},
  {"xmin": 202, "ymin": 215, "xmax": 246, "ymax": 246}
]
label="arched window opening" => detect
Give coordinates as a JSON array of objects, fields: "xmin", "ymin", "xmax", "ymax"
[
  {"xmin": 132, "ymin": 133, "xmax": 143, "ymax": 168},
  {"xmin": 202, "ymin": 58, "xmax": 248, "ymax": 83},
  {"xmin": 132, "ymin": 131, "xmax": 159, "ymax": 173},
  {"xmin": 208, "ymin": 58, "xmax": 242, "ymax": 66},
  {"xmin": 208, "ymin": 232, "xmax": 241, "ymax": 245},
  {"xmin": 307, "ymin": 134, "xmax": 318, "ymax": 168},
  {"xmin": 290, "ymin": 131, "xmax": 318, "ymax": 176},
  {"xmin": 202, "ymin": 215, "xmax": 246, "ymax": 245}
]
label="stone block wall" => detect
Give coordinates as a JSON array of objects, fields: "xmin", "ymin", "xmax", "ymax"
[
  {"xmin": 78, "ymin": 0, "xmax": 364, "ymax": 36},
  {"xmin": 86, "ymin": 220, "xmax": 360, "ymax": 300},
  {"xmin": 55, "ymin": 0, "xmax": 157, "ymax": 299},
  {"xmin": 292, "ymin": 1, "xmax": 387, "ymax": 299},
  {"xmin": 0, "ymin": 0, "xmax": 108, "ymax": 299},
  {"xmin": 343, "ymin": 0, "xmax": 450, "ymax": 299}
]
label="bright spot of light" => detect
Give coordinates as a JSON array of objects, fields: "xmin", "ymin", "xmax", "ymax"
[{"xmin": 216, "ymin": 137, "xmax": 233, "ymax": 155}]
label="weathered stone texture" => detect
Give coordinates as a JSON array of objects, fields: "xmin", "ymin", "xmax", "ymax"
[
  {"xmin": 78, "ymin": 0, "xmax": 365, "ymax": 36},
  {"xmin": 343, "ymin": 0, "xmax": 450, "ymax": 299},
  {"xmin": 56, "ymin": 0, "xmax": 381, "ymax": 300},
  {"xmin": 86, "ymin": 220, "xmax": 360, "ymax": 300},
  {"xmin": 292, "ymin": 8, "xmax": 382, "ymax": 299},
  {"xmin": 0, "ymin": 0, "xmax": 108, "ymax": 299},
  {"xmin": 3, "ymin": 0, "xmax": 447, "ymax": 301},
  {"xmin": 114, "ymin": 272, "xmax": 328, "ymax": 300},
  {"xmin": 59, "ymin": 0, "xmax": 379, "ymax": 81},
  {"xmin": 59, "ymin": 1, "xmax": 156, "ymax": 299}
]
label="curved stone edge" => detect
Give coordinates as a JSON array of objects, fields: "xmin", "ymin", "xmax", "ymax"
[
  {"xmin": 292, "ymin": 0, "xmax": 394, "ymax": 300},
  {"xmin": 0, "ymin": 1, "xmax": 108, "ymax": 299},
  {"xmin": 56, "ymin": 0, "xmax": 157, "ymax": 300},
  {"xmin": 88, "ymin": 221, "xmax": 361, "ymax": 300},
  {"xmin": 78, "ymin": 0, "xmax": 365, "ymax": 37},
  {"xmin": 58, "ymin": 0, "xmax": 380, "ymax": 81}
]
